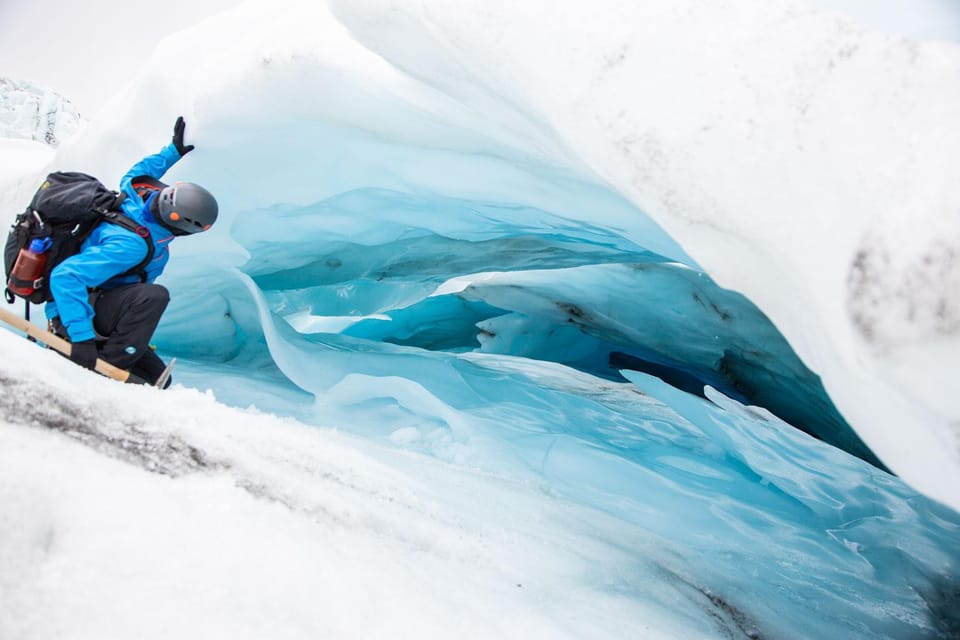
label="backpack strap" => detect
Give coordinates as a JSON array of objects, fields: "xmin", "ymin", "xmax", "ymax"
[
  {"xmin": 111, "ymin": 191, "xmax": 127, "ymax": 211},
  {"xmin": 101, "ymin": 211, "xmax": 155, "ymax": 283}
]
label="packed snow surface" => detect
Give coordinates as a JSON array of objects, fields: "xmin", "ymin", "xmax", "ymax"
[
  {"xmin": 2, "ymin": 0, "xmax": 960, "ymax": 637},
  {"xmin": 2, "ymin": 322, "xmax": 958, "ymax": 639}
]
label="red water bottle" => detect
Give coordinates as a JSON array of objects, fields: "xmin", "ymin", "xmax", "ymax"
[{"xmin": 8, "ymin": 238, "xmax": 52, "ymax": 297}]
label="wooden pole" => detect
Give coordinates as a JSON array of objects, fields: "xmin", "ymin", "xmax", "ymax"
[{"xmin": 0, "ymin": 306, "xmax": 130, "ymax": 383}]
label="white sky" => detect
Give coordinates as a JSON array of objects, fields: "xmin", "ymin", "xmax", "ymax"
[
  {"xmin": 804, "ymin": 0, "xmax": 960, "ymax": 41},
  {"xmin": 0, "ymin": 0, "xmax": 241, "ymax": 116}
]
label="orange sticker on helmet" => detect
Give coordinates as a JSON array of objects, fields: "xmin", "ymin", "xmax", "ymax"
[{"xmin": 170, "ymin": 212, "xmax": 180, "ymax": 221}]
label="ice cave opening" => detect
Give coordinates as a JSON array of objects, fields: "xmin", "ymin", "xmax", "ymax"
[{"xmin": 155, "ymin": 178, "xmax": 883, "ymax": 468}]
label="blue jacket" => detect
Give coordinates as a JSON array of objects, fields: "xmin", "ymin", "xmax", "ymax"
[{"xmin": 45, "ymin": 143, "xmax": 184, "ymax": 342}]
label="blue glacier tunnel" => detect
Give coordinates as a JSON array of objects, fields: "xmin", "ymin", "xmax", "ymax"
[{"xmin": 208, "ymin": 186, "xmax": 883, "ymax": 468}]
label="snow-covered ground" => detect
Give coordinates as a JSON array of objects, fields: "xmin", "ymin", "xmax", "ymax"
[
  {"xmin": 2, "ymin": 326, "xmax": 958, "ymax": 639},
  {"xmin": 3, "ymin": 332, "xmax": 696, "ymax": 640},
  {"xmin": 0, "ymin": 333, "xmax": 667, "ymax": 639}
]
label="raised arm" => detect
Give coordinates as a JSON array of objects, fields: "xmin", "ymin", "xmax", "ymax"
[{"xmin": 119, "ymin": 117, "xmax": 195, "ymax": 196}]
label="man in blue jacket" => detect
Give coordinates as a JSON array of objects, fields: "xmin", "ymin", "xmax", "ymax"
[{"xmin": 46, "ymin": 117, "xmax": 218, "ymax": 386}]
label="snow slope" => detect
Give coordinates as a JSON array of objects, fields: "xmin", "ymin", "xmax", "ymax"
[
  {"xmin": 0, "ymin": 332, "xmax": 692, "ymax": 640},
  {"xmin": 0, "ymin": 138, "xmax": 53, "ymax": 190},
  {"xmin": 2, "ymin": 322, "xmax": 958, "ymax": 639}
]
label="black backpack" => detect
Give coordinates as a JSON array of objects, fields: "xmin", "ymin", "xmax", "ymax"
[{"xmin": 4, "ymin": 172, "xmax": 155, "ymax": 306}]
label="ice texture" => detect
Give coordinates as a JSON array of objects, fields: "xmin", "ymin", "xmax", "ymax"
[
  {"xmin": 0, "ymin": 77, "xmax": 82, "ymax": 146},
  {"xmin": 32, "ymin": 0, "xmax": 958, "ymax": 508}
]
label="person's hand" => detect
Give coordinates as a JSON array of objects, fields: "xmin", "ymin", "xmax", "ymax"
[
  {"xmin": 69, "ymin": 339, "xmax": 99, "ymax": 370},
  {"xmin": 172, "ymin": 116, "xmax": 195, "ymax": 156}
]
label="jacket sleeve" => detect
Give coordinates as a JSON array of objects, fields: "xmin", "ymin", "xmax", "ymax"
[
  {"xmin": 48, "ymin": 229, "xmax": 150, "ymax": 342},
  {"xmin": 119, "ymin": 143, "xmax": 183, "ymax": 198}
]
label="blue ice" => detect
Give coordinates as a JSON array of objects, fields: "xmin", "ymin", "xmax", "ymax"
[{"xmin": 152, "ymin": 179, "xmax": 959, "ymax": 637}]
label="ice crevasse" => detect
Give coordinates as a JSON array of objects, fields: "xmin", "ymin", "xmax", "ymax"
[{"xmin": 6, "ymin": 0, "xmax": 959, "ymax": 635}]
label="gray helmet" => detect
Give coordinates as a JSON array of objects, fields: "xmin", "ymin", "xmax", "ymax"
[{"xmin": 156, "ymin": 182, "xmax": 218, "ymax": 235}]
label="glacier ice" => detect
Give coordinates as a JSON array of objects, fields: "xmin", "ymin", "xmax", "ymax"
[
  {"xmin": 0, "ymin": 77, "xmax": 82, "ymax": 146},
  {"xmin": 2, "ymin": 0, "xmax": 959, "ymax": 637},
  {"xmin": 35, "ymin": 0, "xmax": 959, "ymax": 506}
]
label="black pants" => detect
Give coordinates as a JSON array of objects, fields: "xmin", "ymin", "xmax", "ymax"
[{"xmin": 91, "ymin": 284, "xmax": 170, "ymax": 385}]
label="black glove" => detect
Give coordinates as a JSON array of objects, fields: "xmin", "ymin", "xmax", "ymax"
[
  {"xmin": 69, "ymin": 339, "xmax": 99, "ymax": 370},
  {"xmin": 172, "ymin": 116, "xmax": 195, "ymax": 156}
]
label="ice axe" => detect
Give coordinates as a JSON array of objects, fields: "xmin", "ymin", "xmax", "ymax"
[{"xmin": 0, "ymin": 306, "xmax": 173, "ymax": 387}]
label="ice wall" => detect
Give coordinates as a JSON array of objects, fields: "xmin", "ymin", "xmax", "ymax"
[
  {"xmin": 40, "ymin": 0, "xmax": 960, "ymax": 506},
  {"xmin": 323, "ymin": 0, "xmax": 960, "ymax": 506}
]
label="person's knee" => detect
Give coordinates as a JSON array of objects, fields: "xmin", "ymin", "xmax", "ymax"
[
  {"xmin": 144, "ymin": 284, "xmax": 170, "ymax": 304},
  {"xmin": 136, "ymin": 284, "xmax": 170, "ymax": 310}
]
